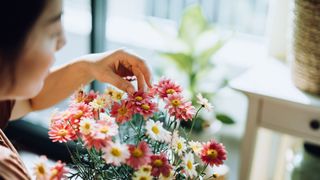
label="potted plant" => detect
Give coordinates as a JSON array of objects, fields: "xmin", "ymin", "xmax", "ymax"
[{"xmin": 158, "ymin": 5, "xmax": 234, "ymax": 133}]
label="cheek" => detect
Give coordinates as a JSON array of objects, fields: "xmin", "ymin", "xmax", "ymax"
[{"xmin": 14, "ymin": 48, "xmax": 55, "ymax": 98}]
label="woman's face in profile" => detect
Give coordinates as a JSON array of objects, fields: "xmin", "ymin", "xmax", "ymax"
[{"xmin": 9, "ymin": 0, "xmax": 66, "ymax": 100}]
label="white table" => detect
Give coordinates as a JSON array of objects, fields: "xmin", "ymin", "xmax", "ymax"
[{"xmin": 230, "ymin": 59, "xmax": 320, "ymax": 180}]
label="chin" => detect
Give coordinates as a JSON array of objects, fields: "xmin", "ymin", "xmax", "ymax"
[{"xmin": 14, "ymin": 83, "xmax": 44, "ymax": 100}]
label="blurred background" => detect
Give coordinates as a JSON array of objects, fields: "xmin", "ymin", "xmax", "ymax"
[{"xmin": 5, "ymin": 0, "xmax": 320, "ymax": 180}]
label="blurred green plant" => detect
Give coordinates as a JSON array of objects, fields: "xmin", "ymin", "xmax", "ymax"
[{"xmin": 158, "ymin": 5, "xmax": 235, "ymax": 132}]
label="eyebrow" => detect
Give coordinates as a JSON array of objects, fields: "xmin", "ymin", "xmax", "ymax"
[{"xmin": 47, "ymin": 12, "xmax": 63, "ymax": 24}]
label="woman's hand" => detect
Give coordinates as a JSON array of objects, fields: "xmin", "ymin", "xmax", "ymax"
[{"xmin": 84, "ymin": 49, "xmax": 152, "ymax": 94}]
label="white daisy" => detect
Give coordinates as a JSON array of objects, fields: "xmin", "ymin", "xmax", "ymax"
[
  {"xmin": 89, "ymin": 95, "xmax": 111, "ymax": 109},
  {"xmin": 132, "ymin": 169, "xmax": 152, "ymax": 180},
  {"xmin": 188, "ymin": 141, "xmax": 203, "ymax": 156},
  {"xmin": 99, "ymin": 113, "xmax": 116, "ymax": 122},
  {"xmin": 79, "ymin": 118, "xmax": 96, "ymax": 135},
  {"xmin": 196, "ymin": 93, "xmax": 214, "ymax": 111},
  {"xmin": 145, "ymin": 120, "xmax": 172, "ymax": 143},
  {"xmin": 183, "ymin": 152, "xmax": 198, "ymax": 178},
  {"xmin": 102, "ymin": 141, "xmax": 130, "ymax": 166},
  {"xmin": 172, "ymin": 135, "xmax": 187, "ymax": 156},
  {"xmin": 33, "ymin": 155, "xmax": 49, "ymax": 179},
  {"xmin": 95, "ymin": 119, "xmax": 118, "ymax": 137}
]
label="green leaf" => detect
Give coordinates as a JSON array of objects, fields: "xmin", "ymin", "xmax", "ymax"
[
  {"xmin": 159, "ymin": 52, "xmax": 193, "ymax": 74},
  {"xmin": 216, "ymin": 113, "xmax": 235, "ymax": 124},
  {"xmin": 198, "ymin": 38, "xmax": 225, "ymax": 68},
  {"xmin": 178, "ymin": 5, "xmax": 208, "ymax": 46}
]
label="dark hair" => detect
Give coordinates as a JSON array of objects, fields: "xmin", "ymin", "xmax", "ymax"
[{"xmin": 0, "ymin": 0, "xmax": 48, "ymax": 92}]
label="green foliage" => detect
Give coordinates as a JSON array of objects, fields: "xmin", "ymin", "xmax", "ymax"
[
  {"xmin": 158, "ymin": 5, "xmax": 234, "ymax": 129},
  {"xmin": 216, "ymin": 113, "xmax": 235, "ymax": 124}
]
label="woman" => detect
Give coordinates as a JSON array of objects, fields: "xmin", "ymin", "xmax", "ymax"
[{"xmin": 0, "ymin": 0, "xmax": 152, "ymax": 179}]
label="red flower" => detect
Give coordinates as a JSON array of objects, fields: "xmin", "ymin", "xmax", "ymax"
[
  {"xmin": 155, "ymin": 78, "xmax": 182, "ymax": 99},
  {"xmin": 48, "ymin": 122, "xmax": 76, "ymax": 143},
  {"xmin": 149, "ymin": 153, "xmax": 172, "ymax": 177},
  {"xmin": 200, "ymin": 140, "xmax": 227, "ymax": 166},
  {"xmin": 126, "ymin": 141, "xmax": 152, "ymax": 169},
  {"xmin": 110, "ymin": 100, "xmax": 133, "ymax": 124},
  {"xmin": 49, "ymin": 160, "xmax": 68, "ymax": 180}
]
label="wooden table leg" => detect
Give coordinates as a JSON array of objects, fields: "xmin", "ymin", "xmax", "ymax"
[{"xmin": 239, "ymin": 96, "xmax": 261, "ymax": 180}]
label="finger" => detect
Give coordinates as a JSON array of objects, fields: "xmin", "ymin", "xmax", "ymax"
[
  {"xmin": 137, "ymin": 61, "xmax": 152, "ymax": 88},
  {"xmin": 103, "ymin": 71, "xmax": 135, "ymax": 95},
  {"xmin": 132, "ymin": 66, "xmax": 145, "ymax": 92}
]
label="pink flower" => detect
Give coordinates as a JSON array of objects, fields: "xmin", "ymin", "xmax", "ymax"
[
  {"xmin": 82, "ymin": 133, "xmax": 112, "ymax": 150},
  {"xmin": 165, "ymin": 93, "xmax": 184, "ymax": 109},
  {"xmin": 165, "ymin": 93, "xmax": 195, "ymax": 121},
  {"xmin": 69, "ymin": 102, "xmax": 94, "ymax": 120},
  {"xmin": 49, "ymin": 160, "xmax": 68, "ymax": 180},
  {"xmin": 126, "ymin": 141, "xmax": 152, "ymax": 169},
  {"xmin": 96, "ymin": 117, "xmax": 119, "ymax": 137},
  {"xmin": 82, "ymin": 117, "xmax": 117, "ymax": 150},
  {"xmin": 127, "ymin": 91, "xmax": 157, "ymax": 119},
  {"xmin": 200, "ymin": 140, "xmax": 227, "ymax": 166},
  {"xmin": 155, "ymin": 78, "xmax": 182, "ymax": 98},
  {"xmin": 66, "ymin": 102, "xmax": 94, "ymax": 132},
  {"xmin": 110, "ymin": 100, "xmax": 133, "ymax": 124},
  {"xmin": 72, "ymin": 89, "xmax": 98, "ymax": 104},
  {"xmin": 49, "ymin": 122, "xmax": 76, "ymax": 143},
  {"xmin": 149, "ymin": 153, "xmax": 172, "ymax": 177},
  {"xmin": 173, "ymin": 101, "xmax": 195, "ymax": 121},
  {"xmin": 136, "ymin": 101, "xmax": 158, "ymax": 119}
]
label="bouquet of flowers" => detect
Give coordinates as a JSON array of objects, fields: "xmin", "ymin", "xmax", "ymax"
[{"xmin": 35, "ymin": 77, "xmax": 227, "ymax": 179}]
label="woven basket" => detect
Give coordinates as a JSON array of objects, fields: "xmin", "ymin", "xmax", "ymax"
[{"xmin": 291, "ymin": 0, "xmax": 320, "ymax": 94}]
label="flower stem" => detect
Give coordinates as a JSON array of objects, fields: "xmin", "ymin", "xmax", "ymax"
[
  {"xmin": 197, "ymin": 163, "xmax": 209, "ymax": 180},
  {"xmin": 136, "ymin": 116, "xmax": 144, "ymax": 144},
  {"xmin": 188, "ymin": 106, "xmax": 203, "ymax": 138}
]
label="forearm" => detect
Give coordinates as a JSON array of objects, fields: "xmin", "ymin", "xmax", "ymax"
[{"xmin": 29, "ymin": 60, "xmax": 93, "ymax": 110}]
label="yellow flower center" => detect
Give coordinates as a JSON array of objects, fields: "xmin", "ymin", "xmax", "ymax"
[
  {"xmin": 97, "ymin": 99, "xmax": 103, "ymax": 105},
  {"xmin": 84, "ymin": 123, "xmax": 91, "ymax": 130},
  {"xmin": 108, "ymin": 91, "xmax": 113, "ymax": 96},
  {"xmin": 37, "ymin": 165, "xmax": 46, "ymax": 175},
  {"xmin": 142, "ymin": 166, "xmax": 151, "ymax": 172},
  {"xmin": 111, "ymin": 148, "xmax": 122, "ymax": 157},
  {"xmin": 166, "ymin": 89, "xmax": 175, "ymax": 94},
  {"xmin": 139, "ymin": 177, "xmax": 147, "ymax": 180},
  {"xmin": 100, "ymin": 126, "xmax": 108, "ymax": 134},
  {"xmin": 135, "ymin": 96, "xmax": 143, "ymax": 101},
  {"xmin": 171, "ymin": 99, "xmax": 180, "ymax": 107},
  {"xmin": 58, "ymin": 129, "xmax": 68, "ymax": 137},
  {"xmin": 153, "ymin": 159, "xmax": 163, "ymax": 167},
  {"xmin": 177, "ymin": 142, "xmax": 183, "ymax": 150},
  {"xmin": 115, "ymin": 93, "xmax": 123, "ymax": 100},
  {"xmin": 207, "ymin": 149, "xmax": 218, "ymax": 159},
  {"xmin": 187, "ymin": 160, "xmax": 193, "ymax": 170},
  {"xmin": 50, "ymin": 169, "xmax": 58, "ymax": 177},
  {"xmin": 151, "ymin": 126, "xmax": 160, "ymax": 134},
  {"xmin": 132, "ymin": 148, "xmax": 143, "ymax": 158},
  {"xmin": 141, "ymin": 104, "xmax": 150, "ymax": 110},
  {"xmin": 118, "ymin": 107, "xmax": 127, "ymax": 115},
  {"xmin": 73, "ymin": 110, "xmax": 83, "ymax": 119}
]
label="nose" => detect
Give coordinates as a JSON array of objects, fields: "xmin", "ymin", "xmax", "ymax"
[{"xmin": 55, "ymin": 31, "xmax": 66, "ymax": 51}]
